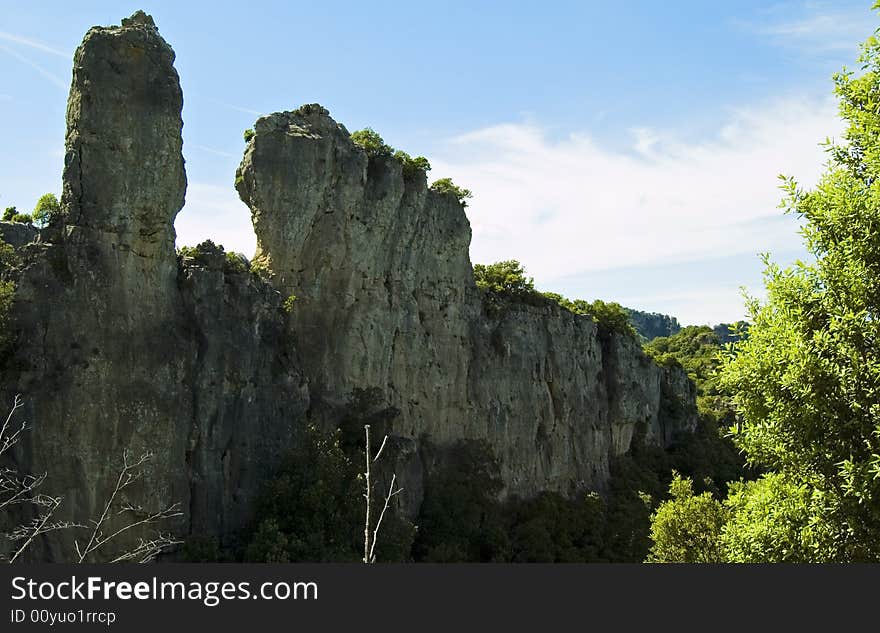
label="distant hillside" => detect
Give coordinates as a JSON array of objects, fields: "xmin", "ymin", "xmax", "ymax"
[{"xmin": 626, "ymin": 308, "xmax": 681, "ymax": 341}]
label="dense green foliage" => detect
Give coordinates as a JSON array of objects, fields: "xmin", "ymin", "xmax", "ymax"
[
  {"xmin": 626, "ymin": 309, "xmax": 681, "ymax": 341},
  {"xmin": 645, "ymin": 326, "xmax": 733, "ymax": 425},
  {"xmin": 471, "ymin": 259, "xmax": 637, "ymax": 339},
  {"xmin": 650, "ymin": 21, "xmax": 880, "ymax": 563},
  {"xmin": 243, "ymin": 128, "xmax": 254, "ymax": 143},
  {"xmin": 350, "ymin": 128, "xmax": 432, "ymax": 181},
  {"xmin": 543, "ymin": 292, "xmax": 637, "ymax": 339},
  {"xmin": 32, "ymin": 192, "xmax": 60, "ymax": 228},
  {"xmin": 2, "ymin": 206, "xmax": 32, "ymax": 224},
  {"xmin": 177, "ymin": 241, "xmax": 252, "ymax": 276},
  {"xmin": 646, "ymin": 473, "xmax": 727, "ymax": 563},
  {"xmin": 473, "ymin": 260, "xmax": 535, "ymax": 296},
  {"xmin": 237, "ymin": 391, "xmax": 413, "ymax": 563},
  {"xmin": 716, "ymin": 26, "xmax": 880, "ymax": 562},
  {"xmin": 350, "ymin": 127, "xmax": 393, "ymax": 157},
  {"xmin": 393, "ymin": 150, "xmax": 431, "ymax": 180},
  {"xmin": 244, "ymin": 425, "xmax": 364, "ymax": 562},
  {"xmin": 430, "ymin": 177, "xmax": 473, "ymax": 206}
]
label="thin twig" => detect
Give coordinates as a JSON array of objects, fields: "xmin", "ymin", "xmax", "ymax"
[{"xmin": 368, "ymin": 473, "xmax": 403, "ymax": 563}]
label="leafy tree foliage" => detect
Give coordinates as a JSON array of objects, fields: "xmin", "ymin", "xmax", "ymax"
[
  {"xmin": 243, "ymin": 128, "xmax": 254, "ymax": 143},
  {"xmin": 719, "ymin": 473, "xmax": 840, "ymax": 563},
  {"xmin": 350, "ymin": 128, "xmax": 431, "ymax": 180},
  {"xmin": 243, "ymin": 391, "xmax": 414, "ymax": 563},
  {"xmin": 414, "ymin": 440, "xmax": 509, "ymax": 562},
  {"xmin": 244, "ymin": 425, "xmax": 363, "ymax": 562},
  {"xmin": 350, "ymin": 127, "xmax": 393, "ymax": 158},
  {"xmin": 473, "ymin": 260, "xmax": 535, "ymax": 296},
  {"xmin": 544, "ymin": 293, "xmax": 637, "ymax": 339},
  {"xmin": 430, "ymin": 177, "xmax": 473, "ymax": 206},
  {"xmin": 393, "ymin": 150, "xmax": 431, "ymax": 180},
  {"xmin": 647, "ymin": 473, "xmax": 727, "ymax": 563},
  {"xmin": 717, "ymin": 24, "xmax": 880, "ymax": 561},
  {"xmin": 32, "ymin": 193, "xmax": 60, "ymax": 228},
  {"xmin": 646, "ymin": 326, "xmax": 734, "ymax": 425},
  {"xmin": 2, "ymin": 206, "xmax": 32, "ymax": 224}
]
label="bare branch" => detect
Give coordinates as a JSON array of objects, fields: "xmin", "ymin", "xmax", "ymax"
[
  {"xmin": 373, "ymin": 435, "xmax": 389, "ymax": 463},
  {"xmin": 368, "ymin": 473, "xmax": 403, "ymax": 563}
]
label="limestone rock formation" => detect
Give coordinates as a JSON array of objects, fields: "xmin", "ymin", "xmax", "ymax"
[
  {"xmin": 0, "ymin": 13, "xmax": 307, "ymax": 560},
  {"xmin": 236, "ymin": 107, "xmax": 698, "ymax": 503},
  {"xmin": 1, "ymin": 12, "xmax": 696, "ymax": 558}
]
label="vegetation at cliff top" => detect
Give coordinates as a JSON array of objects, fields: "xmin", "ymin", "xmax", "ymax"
[
  {"xmin": 473, "ymin": 259, "xmax": 637, "ymax": 339},
  {"xmin": 32, "ymin": 193, "xmax": 60, "ymax": 228},
  {"xmin": 2, "ymin": 192, "xmax": 61, "ymax": 227},
  {"xmin": 2, "ymin": 207, "xmax": 31, "ymax": 224},
  {"xmin": 350, "ymin": 127, "xmax": 435, "ymax": 182},
  {"xmin": 430, "ymin": 177, "xmax": 473, "ymax": 206}
]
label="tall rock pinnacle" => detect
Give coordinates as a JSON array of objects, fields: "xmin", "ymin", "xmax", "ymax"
[{"xmin": 62, "ymin": 10, "xmax": 185, "ymax": 255}]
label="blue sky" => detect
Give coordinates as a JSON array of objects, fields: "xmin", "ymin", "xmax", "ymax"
[{"xmin": 0, "ymin": 1, "xmax": 875, "ymax": 324}]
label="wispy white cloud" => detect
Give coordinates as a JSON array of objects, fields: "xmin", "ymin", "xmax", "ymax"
[
  {"xmin": 430, "ymin": 95, "xmax": 841, "ymax": 307},
  {"xmin": 0, "ymin": 31, "xmax": 69, "ymax": 57},
  {"xmin": 744, "ymin": 4, "xmax": 874, "ymax": 53},
  {"xmin": 0, "ymin": 44, "xmax": 67, "ymax": 90},
  {"xmin": 207, "ymin": 98, "xmax": 264, "ymax": 117},
  {"xmin": 191, "ymin": 144, "xmax": 239, "ymax": 159},
  {"xmin": 175, "ymin": 183, "xmax": 256, "ymax": 256}
]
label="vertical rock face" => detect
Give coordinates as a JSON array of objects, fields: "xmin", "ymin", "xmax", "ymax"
[
  {"xmin": 236, "ymin": 107, "xmax": 698, "ymax": 502},
  {"xmin": 1, "ymin": 12, "xmax": 307, "ymax": 559},
  {"xmin": 62, "ymin": 10, "xmax": 185, "ymax": 254}
]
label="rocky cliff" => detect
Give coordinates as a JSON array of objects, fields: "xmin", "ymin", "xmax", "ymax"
[{"xmin": 0, "ymin": 12, "xmax": 696, "ymax": 559}]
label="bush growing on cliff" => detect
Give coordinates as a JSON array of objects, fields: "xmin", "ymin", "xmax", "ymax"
[
  {"xmin": 350, "ymin": 128, "xmax": 431, "ymax": 180},
  {"xmin": 543, "ymin": 293, "xmax": 637, "ymax": 339},
  {"xmin": 393, "ymin": 150, "xmax": 431, "ymax": 180},
  {"xmin": 243, "ymin": 128, "xmax": 254, "ymax": 143},
  {"xmin": 224, "ymin": 251, "xmax": 249, "ymax": 274},
  {"xmin": 473, "ymin": 260, "xmax": 535, "ymax": 296},
  {"xmin": 32, "ymin": 193, "xmax": 60, "ymax": 228},
  {"xmin": 2, "ymin": 206, "xmax": 32, "ymax": 224},
  {"xmin": 351, "ymin": 128, "xmax": 393, "ymax": 158},
  {"xmin": 430, "ymin": 177, "xmax": 473, "ymax": 206}
]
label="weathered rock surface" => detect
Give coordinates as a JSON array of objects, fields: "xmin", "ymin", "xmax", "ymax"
[
  {"xmin": 1, "ymin": 12, "xmax": 696, "ymax": 558},
  {"xmin": 236, "ymin": 107, "xmax": 698, "ymax": 505},
  {"xmin": 1, "ymin": 13, "xmax": 307, "ymax": 560}
]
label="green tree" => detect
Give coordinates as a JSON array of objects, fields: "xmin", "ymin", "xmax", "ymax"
[
  {"xmin": 430, "ymin": 177, "xmax": 473, "ymax": 206},
  {"xmin": 2, "ymin": 206, "xmax": 32, "ymax": 224},
  {"xmin": 393, "ymin": 150, "xmax": 431, "ymax": 180},
  {"xmin": 32, "ymin": 193, "xmax": 60, "ymax": 228},
  {"xmin": 473, "ymin": 260, "xmax": 535, "ymax": 296},
  {"xmin": 647, "ymin": 473, "xmax": 727, "ymax": 563},
  {"xmin": 351, "ymin": 128, "xmax": 393, "ymax": 158},
  {"xmin": 719, "ymin": 474, "xmax": 839, "ymax": 563},
  {"xmin": 243, "ymin": 128, "xmax": 254, "ymax": 143},
  {"xmin": 718, "ymin": 20, "xmax": 880, "ymax": 561}
]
